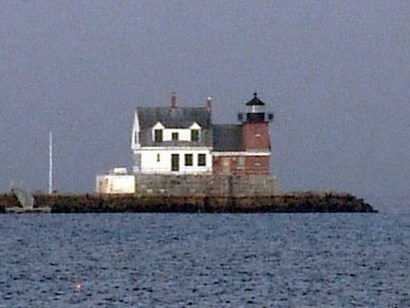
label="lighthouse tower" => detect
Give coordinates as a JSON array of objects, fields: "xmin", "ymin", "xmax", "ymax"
[{"xmin": 238, "ymin": 93, "xmax": 274, "ymax": 174}]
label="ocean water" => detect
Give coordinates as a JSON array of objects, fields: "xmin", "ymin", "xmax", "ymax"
[{"xmin": 0, "ymin": 208, "xmax": 409, "ymax": 307}]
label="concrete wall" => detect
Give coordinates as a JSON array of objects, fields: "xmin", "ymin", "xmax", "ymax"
[
  {"xmin": 134, "ymin": 174, "xmax": 277, "ymax": 197},
  {"xmin": 96, "ymin": 175, "xmax": 136, "ymax": 194}
]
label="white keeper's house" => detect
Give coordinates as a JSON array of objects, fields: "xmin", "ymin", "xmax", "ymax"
[{"xmin": 131, "ymin": 94, "xmax": 213, "ymax": 175}]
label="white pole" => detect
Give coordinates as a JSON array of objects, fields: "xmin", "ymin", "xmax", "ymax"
[{"xmin": 49, "ymin": 132, "xmax": 53, "ymax": 194}]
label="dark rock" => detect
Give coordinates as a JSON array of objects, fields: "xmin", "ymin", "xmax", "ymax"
[{"xmin": 0, "ymin": 191, "xmax": 377, "ymax": 213}]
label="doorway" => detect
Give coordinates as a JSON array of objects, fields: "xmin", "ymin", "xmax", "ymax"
[{"xmin": 171, "ymin": 154, "xmax": 179, "ymax": 172}]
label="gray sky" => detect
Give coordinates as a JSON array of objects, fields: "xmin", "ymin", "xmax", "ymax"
[{"xmin": 1, "ymin": 1, "xmax": 409, "ymax": 204}]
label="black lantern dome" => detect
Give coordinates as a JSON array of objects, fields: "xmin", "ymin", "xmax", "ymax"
[
  {"xmin": 245, "ymin": 92, "xmax": 266, "ymax": 122},
  {"xmin": 237, "ymin": 93, "xmax": 274, "ymax": 123}
]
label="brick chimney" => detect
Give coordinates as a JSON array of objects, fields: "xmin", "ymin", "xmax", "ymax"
[
  {"xmin": 171, "ymin": 92, "xmax": 177, "ymax": 109},
  {"xmin": 206, "ymin": 96, "xmax": 212, "ymax": 111}
]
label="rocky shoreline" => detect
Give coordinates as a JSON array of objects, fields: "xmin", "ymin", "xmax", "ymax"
[{"xmin": 0, "ymin": 192, "xmax": 377, "ymax": 213}]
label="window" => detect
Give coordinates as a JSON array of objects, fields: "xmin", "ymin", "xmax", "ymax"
[
  {"xmin": 154, "ymin": 129, "xmax": 163, "ymax": 142},
  {"xmin": 198, "ymin": 154, "xmax": 206, "ymax": 166},
  {"xmin": 191, "ymin": 129, "xmax": 200, "ymax": 142},
  {"xmin": 134, "ymin": 132, "xmax": 138, "ymax": 143},
  {"xmin": 157, "ymin": 154, "xmax": 160, "ymax": 162},
  {"xmin": 185, "ymin": 154, "xmax": 193, "ymax": 166},
  {"xmin": 172, "ymin": 132, "xmax": 179, "ymax": 140}
]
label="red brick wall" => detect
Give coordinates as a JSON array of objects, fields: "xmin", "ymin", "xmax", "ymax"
[
  {"xmin": 242, "ymin": 122, "xmax": 270, "ymax": 150},
  {"xmin": 244, "ymin": 156, "xmax": 270, "ymax": 174},
  {"xmin": 213, "ymin": 155, "xmax": 270, "ymax": 175}
]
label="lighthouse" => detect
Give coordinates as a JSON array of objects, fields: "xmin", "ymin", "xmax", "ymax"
[
  {"xmin": 237, "ymin": 93, "xmax": 274, "ymax": 174},
  {"xmin": 241, "ymin": 92, "xmax": 273, "ymax": 147}
]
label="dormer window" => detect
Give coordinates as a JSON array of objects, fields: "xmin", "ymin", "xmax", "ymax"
[
  {"xmin": 154, "ymin": 129, "xmax": 163, "ymax": 142},
  {"xmin": 191, "ymin": 129, "xmax": 200, "ymax": 142},
  {"xmin": 172, "ymin": 132, "xmax": 179, "ymax": 140}
]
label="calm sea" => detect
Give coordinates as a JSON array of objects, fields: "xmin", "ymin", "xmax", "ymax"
[{"xmin": 0, "ymin": 205, "xmax": 409, "ymax": 307}]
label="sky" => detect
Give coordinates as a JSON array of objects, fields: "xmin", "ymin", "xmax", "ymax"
[{"xmin": 1, "ymin": 1, "xmax": 409, "ymax": 206}]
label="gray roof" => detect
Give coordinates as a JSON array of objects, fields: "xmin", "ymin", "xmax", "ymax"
[
  {"xmin": 136, "ymin": 106, "xmax": 247, "ymax": 150},
  {"xmin": 137, "ymin": 106, "xmax": 213, "ymax": 147},
  {"xmin": 137, "ymin": 106, "xmax": 211, "ymax": 129},
  {"xmin": 213, "ymin": 124, "xmax": 243, "ymax": 151}
]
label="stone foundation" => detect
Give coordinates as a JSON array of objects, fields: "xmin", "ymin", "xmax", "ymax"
[{"xmin": 134, "ymin": 174, "xmax": 277, "ymax": 197}]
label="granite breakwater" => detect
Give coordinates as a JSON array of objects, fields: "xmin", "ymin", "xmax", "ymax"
[{"xmin": 0, "ymin": 192, "xmax": 376, "ymax": 213}]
